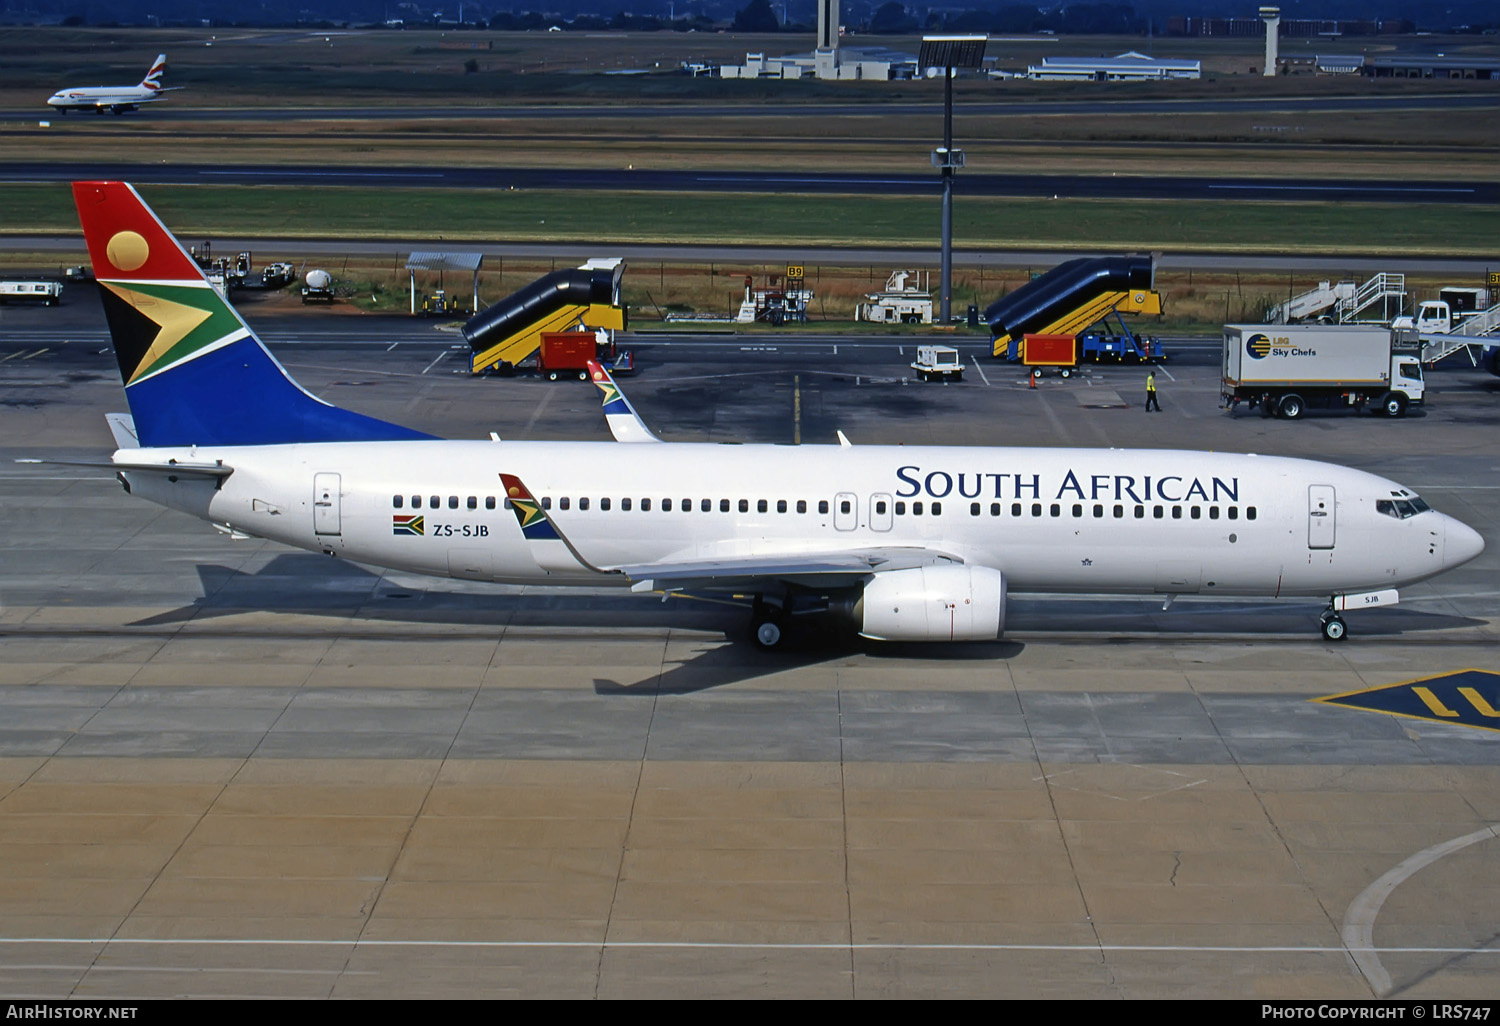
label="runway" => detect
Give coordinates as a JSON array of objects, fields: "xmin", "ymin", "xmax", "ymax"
[
  {"xmin": 1, "ymin": 302, "xmax": 1498, "ymax": 998},
  {"xmin": 4, "ymin": 160, "xmax": 1495, "ymax": 204}
]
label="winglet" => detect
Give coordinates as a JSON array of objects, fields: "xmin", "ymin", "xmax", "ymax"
[
  {"xmin": 588, "ymin": 359, "xmax": 659, "ymax": 443},
  {"xmin": 498, "ymin": 472, "xmax": 621, "ymax": 577}
]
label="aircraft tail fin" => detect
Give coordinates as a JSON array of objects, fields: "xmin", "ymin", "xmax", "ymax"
[
  {"xmin": 587, "ymin": 359, "xmax": 659, "ymax": 443},
  {"xmin": 140, "ymin": 54, "xmax": 166, "ymax": 91},
  {"xmin": 72, "ymin": 181, "xmax": 431, "ymax": 447}
]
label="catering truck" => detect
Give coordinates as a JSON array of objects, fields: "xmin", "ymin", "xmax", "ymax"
[{"xmin": 1221, "ymin": 324, "xmax": 1425, "ymax": 419}]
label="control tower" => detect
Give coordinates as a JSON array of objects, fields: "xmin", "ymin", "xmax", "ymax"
[
  {"xmin": 1259, "ymin": 6, "xmax": 1281, "ymax": 76},
  {"xmin": 815, "ymin": 0, "xmax": 839, "ymax": 79}
]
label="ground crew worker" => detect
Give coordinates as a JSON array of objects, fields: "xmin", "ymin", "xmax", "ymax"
[{"xmin": 1145, "ymin": 369, "xmax": 1161, "ymax": 412}]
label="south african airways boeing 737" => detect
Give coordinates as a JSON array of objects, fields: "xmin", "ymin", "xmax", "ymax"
[{"xmin": 59, "ymin": 181, "xmax": 1483, "ymax": 646}]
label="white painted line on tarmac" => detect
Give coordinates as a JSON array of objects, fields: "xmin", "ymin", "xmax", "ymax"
[
  {"xmin": 1342, "ymin": 824, "xmax": 1500, "ymax": 997},
  {"xmin": 6, "ymin": 938, "xmax": 1500, "ymax": 955},
  {"xmin": 974, "ymin": 361, "xmax": 992, "ymax": 386},
  {"xmin": 421, "ymin": 351, "xmax": 447, "ymax": 374},
  {"xmin": 1211, "ymin": 183, "xmax": 1475, "ymax": 195}
]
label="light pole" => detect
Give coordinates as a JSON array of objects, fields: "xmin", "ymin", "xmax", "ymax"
[{"xmin": 919, "ymin": 35, "xmax": 987, "ymax": 324}]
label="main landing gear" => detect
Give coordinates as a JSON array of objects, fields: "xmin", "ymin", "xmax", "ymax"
[
  {"xmin": 1319, "ymin": 608, "xmax": 1347, "ymax": 642},
  {"xmin": 750, "ymin": 598, "xmax": 785, "ymax": 649}
]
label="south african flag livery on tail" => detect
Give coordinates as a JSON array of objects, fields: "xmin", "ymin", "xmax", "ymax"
[{"xmin": 73, "ymin": 181, "xmax": 432, "ymax": 448}]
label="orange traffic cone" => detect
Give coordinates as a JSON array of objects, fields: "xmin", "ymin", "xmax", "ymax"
[{"xmin": 1028, "ymin": 369, "xmax": 1038, "ymax": 389}]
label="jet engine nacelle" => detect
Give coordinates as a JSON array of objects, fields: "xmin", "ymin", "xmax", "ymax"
[{"xmin": 858, "ymin": 565, "xmax": 1006, "ymax": 642}]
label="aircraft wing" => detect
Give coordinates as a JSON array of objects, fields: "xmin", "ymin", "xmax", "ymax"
[
  {"xmin": 606, "ymin": 546, "xmax": 965, "ymax": 593},
  {"xmin": 498, "ymin": 472, "xmax": 965, "ymax": 591}
]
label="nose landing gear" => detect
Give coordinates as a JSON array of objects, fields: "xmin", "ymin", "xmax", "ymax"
[{"xmin": 1319, "ymin": 609, "xmax": 1347, "ymax": 642}]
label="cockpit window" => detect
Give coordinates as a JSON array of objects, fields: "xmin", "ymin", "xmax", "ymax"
[{"xmin": 1376, "ymin": 496, "xmax": 1430, "ymax": 519}]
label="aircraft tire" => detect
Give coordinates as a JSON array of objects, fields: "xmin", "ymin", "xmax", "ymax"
[{"xmin": 1320, "ymin": 614, "xmax": 1347, "ymax": 642}]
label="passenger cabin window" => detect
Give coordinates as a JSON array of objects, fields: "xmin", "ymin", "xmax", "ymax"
[
  {"xmin": 579, "ymin": 498, "xmax": 590, "ymax": 511},
  {"xmin": 701, "ymin": 498, "xmax": 712, "ymax": 512},
  {"xmin": 721, "ymin": 499, "xmax": 730, "ymax": 513},
  {"xmin": 622, "ymin": 498, "xmax": 632, "ymax": 511},
  {"xmin": 448, "ymin": 496, "xmax": 458, "ymax": 509},
  {"xmin": 393, "ymin": 495, "xmax": 403, "ymax": 509},
  {"xmin": 758, "ymin": 500, "xmax": 769, "ymax": 513},
  {"xmin": 992, "ymin": 503, "xmax": 1002, "ymax": 517},
  {"xmin": 797, "ymin": 500, "xmax": 807, "ymax": 514},
  {"xmin": 641, "ymin": 499, "xmax": 652, "ymax": 512},
  {"xmin": 895, "ymin": 501, "xmax": 906, "ymax": 515},
  {"xmin": 777, "ymin": 500, "xmax": 788, "ymax": 514},
  {"xmin": 971, "ymin": 502, "xmax": 981, "ymax": 517},
  {"xmin": 838, "ymin": 499, "xmax": 850, "ymax": 514},
  {"xmin": 913, "ymin": 502, "xmax": 923, "ymax": 516},
  {"xmin": 411, "ymin": 495, "xmax": 421, "ymax": 509},
  {"xmin": 662, "ymin": 499, "xmax": 672, "ymax": 512},
  {"xmin": 818, "ymin": 500, "xmax": 829, "ymax": 515},
  {"xmin": 601, "ymin": 498, "xmax": 611, "ymax": 511},
  {"xmin": 485, "ymin": 497, "xmax": 496, "ymax": 510},
  {"xmin": 739, "ymin": 499, "xmax": 749, "ymax": 513},
  {"xmin": 467, "ymin": 496, "xmax": 477, "ymax": 510},
  {"xmin": 559, "ymin": 497, "xmax": 570, "ymax": 511},
  {"xmin": 429, "ymin": 496, "xmax": 440, "ymax": 509},
  {"xmin": 1191, "ymin": 507, "xmax": 1202, "ymax": 520}
]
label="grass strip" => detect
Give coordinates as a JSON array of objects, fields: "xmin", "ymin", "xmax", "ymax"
[{"xmin": 4, "ymin": 183, "xmax": 1497, "ymax": 256}]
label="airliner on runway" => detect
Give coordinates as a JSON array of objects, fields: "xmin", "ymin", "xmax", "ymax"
[
  {"xmin": 62, "ymin": 181, "xmax": 1484, "ymax": 646},
  {"xmin": 47, "ymin": 55, "xmax": 176, "ymax": 115}
]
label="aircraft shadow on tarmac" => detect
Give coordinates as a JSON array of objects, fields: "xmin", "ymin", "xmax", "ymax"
[{"xmin": 123, "ymin": 554, "xmax": 1481, "ymax": 695}]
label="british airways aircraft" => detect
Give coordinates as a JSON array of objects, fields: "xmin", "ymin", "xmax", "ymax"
[
  {"xmin": 63, "ymin": 181, "xmax": 1484, "ymax": 646},
  {"xmin": 47, "ymin": 55, "xmax": 176, "ymax": 115}
]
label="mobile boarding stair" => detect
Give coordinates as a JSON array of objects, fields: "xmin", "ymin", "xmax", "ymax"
[
  {"xmin": 986, "ymin": 254, "xmax": 1162, "ymax": 361},
  {"xmin": 1266, "ymin": 272, "xmax": 1406, "ymax": 325},
  {"xmin": 464, "ymin": 258, "xmax": 626, "ymax": 374},
  {"xmin": 1420, "ymin": 303, "xmax": 1500, "ymax": 366}
]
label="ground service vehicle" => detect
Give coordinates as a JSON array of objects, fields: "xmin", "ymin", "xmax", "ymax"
[
  {"xmin": 0, "ymin": 280, "xmax": 62, "ymax": 305},
  {"xmin": 1022, "ymin": 334, "xmax": 1078, "ymax": 378},
  {"xmin": 301, "ymin": 269, "xmax": 334, "ymax": 304},
  {"xmin": 911, "ymin": 345, "xmax": 964, "ymax": 381},
  {"xmin": 1222, "ymin": 324, "xmax": 1424, "ymax": 419}
]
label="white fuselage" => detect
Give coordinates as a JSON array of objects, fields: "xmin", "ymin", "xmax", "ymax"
[
  {"xmin": 47, "ymin": 85, "xmax": 160, "ymax": 110},
  {"xmin": 116, "ymin": 441, "xmax": 1477, "ymax": 600}
]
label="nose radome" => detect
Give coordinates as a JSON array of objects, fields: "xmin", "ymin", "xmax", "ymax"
[{"xmin": 1445, "ymin": 517, "xmax": 1486, "ymax": 569}]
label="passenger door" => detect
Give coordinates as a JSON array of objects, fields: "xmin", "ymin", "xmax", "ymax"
[
  {"xmin": 313, "ymin": 472, "xmax": 341, "ymax": 536},
  {"xmin": 869, "ymin": 493, "xmax": 893, "ymax": 532},
  {"xmin": 1308, "ymin": 485, "xmax": 1336, "ymax": 549}
]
